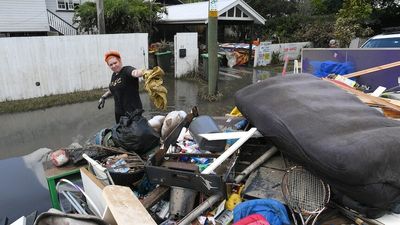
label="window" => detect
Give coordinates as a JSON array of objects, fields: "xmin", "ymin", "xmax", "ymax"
[
  {"xmin": 362, "ymin": 37, "xmax": 400, "ymax": 48},
  {"xmin": 57, "ymin": 0, "xmax": 80, "ymax": 11},
  {"xmin": 235, "ymin": 8, "xmax": 242, "ymax": 17},
  {"xmin": 227, "ymin": 8, "xmax": 234, "ymax": 17}
]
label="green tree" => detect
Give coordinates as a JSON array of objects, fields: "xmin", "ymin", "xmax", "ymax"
[
  {"xmin": 293, "ymin": 15, "xmax": 336, "ymax": 47},
  {"xmin": 245, "ymin": 0, "xmax": 298, "ymax": 18},
  {"xmin": 73, "ymin": 0, "xmax": 165, "ymax": 35},
  {"xmin": 254, "ymin": 0, "xmax": 340, "ymax": 46},
  {"xmin": 334, "ymin": 0, "xmax": 373, "ymax": 47},
  {"xmin": 369, "ymin": 0, "xmax": 400, "ymax": 32},
  {"xmin": 73, "ymin": 2, "xmax": 97, "ymax": 34},
  {"xmin": 310, "ymin": 0, "xmax": 343, "ymax": 15},
  {"xmin": 264, "ymin": 14, "xmax": 306, "ymax": 43}
]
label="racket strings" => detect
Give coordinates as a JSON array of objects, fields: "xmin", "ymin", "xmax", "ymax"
[{"xmin": 285, "ymin": 168, "xmax": 329, "ymax": 214}]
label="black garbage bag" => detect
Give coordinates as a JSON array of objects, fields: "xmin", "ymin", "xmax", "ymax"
[{"xmin": 112, "ymin": 109, "xmax": 160, "ymax": 154}]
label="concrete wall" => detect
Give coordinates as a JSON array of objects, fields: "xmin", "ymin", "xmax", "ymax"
[
  {"xmin": 0, "ymin": 33, "xmax": 148, "ymax": 101},
  {"xmin": 174, "ymin": 33, "xmax": 198, "ymax": 78}
]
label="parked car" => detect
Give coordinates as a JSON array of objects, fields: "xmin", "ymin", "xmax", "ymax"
[{"xmin": 361, "ymin": 33, "xmax": 400, "ymax": 48}]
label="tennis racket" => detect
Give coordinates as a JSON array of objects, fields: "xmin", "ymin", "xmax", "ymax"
[{"xmin": 281, "ymin": 166, "xmax": 330, "ymax": 225}]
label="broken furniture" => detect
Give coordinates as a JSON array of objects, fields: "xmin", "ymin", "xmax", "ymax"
[{"xmin": 43, "ymin": 160, "xmax": 85, "ymax": 210}]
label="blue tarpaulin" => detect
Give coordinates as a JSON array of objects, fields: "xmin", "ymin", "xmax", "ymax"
[{"xmin": 310, "ymin": 61, "xmax": 354, "ymax": 77}]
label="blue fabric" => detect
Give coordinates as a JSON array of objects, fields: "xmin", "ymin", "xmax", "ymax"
[
  {"xmin": 310, "ymin": 61, "xmax": 354, "ymax": 78},
  {"xmin": 233, "ymin": 199, "xmax": 290, "ymax": 225}
]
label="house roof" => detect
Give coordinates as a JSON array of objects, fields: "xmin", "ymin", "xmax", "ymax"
[
  {"xmin": 160, "ymin": 0, "xmax": 265, "ymax": 25},
  {"xmin": 154, "ymin": 0, "xmax": 184, "ymax": 6}
]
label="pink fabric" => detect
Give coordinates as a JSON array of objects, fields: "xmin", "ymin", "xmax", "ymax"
[{"xmin": 233, "ymin": 213, "xmax": 271, "ymax": 225}]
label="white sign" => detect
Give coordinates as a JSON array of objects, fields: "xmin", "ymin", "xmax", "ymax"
[
  {"xmin": 254, "ymin": 41, "xmax": 272, "ymax": 67},
  {"xmin": 209, "ymin": 0, "xmax": 217, "ymax": 11},
  {"xmin": 269, "ymin": 42, "xmax": 311, "ymax": 61}
]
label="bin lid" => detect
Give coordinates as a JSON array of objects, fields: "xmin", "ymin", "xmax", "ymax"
[{"xmin": 155, "ymin": 50, "xmax": 172, "ymax": 56}]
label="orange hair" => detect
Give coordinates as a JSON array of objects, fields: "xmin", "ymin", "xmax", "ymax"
[{"xmin": 104, "ymin": 50, "xmax": 121, "ymax": 63}]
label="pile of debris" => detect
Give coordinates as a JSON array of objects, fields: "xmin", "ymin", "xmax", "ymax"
[{"xmin": 37, "ymin": 69, "xmax": 400, "ymax": 225}]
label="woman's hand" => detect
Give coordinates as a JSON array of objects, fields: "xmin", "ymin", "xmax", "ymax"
[
  {"xmin": 132, "ymin": 69, "xmax": 144, "ymax": 78},
  {"xmin": 98, "ymin": 96, "xmax": 106, "ymax": 109},
  {"xmin": 98, "ymin": 91, "xmax": 111, "ymax": 109}
]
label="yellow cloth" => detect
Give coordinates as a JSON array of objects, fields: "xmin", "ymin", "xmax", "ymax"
[{"xmin": 143, "ymin": 66, "xmax": 168, "ymax": 110}]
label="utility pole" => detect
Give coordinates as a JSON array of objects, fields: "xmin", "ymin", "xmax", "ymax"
[
  {"xmin": 97, "ymin": 0, "xmax": 106, "ymax": 34},
  {"xmin": 207, "ymin": 0, "xmax": 218, "ymax": 95}
]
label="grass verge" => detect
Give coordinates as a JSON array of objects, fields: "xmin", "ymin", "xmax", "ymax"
[{"xmin": 0, "ymin": 88, "xmax": 106, "ymax": 114}]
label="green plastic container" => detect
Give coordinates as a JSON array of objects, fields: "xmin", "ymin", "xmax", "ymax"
[
  {"xmin": 201, "ymin": 53, "xmax": 221, "ymax": 80},
  {"xmin": 155, "ymin": 51, "xmax": 172, "ymax": 72},
  {"xmin": 149, "ymin": 51, "xmax": 157, "ymax": 68}
]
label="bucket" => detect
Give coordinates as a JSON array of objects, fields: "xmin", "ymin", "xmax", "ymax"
[{"xmin": 169, "ymin": 186, "xmax": 197, "ymax": 217}]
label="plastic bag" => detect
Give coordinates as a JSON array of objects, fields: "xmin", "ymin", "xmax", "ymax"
[
  {"xmin": 112, "ymin": 109, "xmax": 160, "ymax": 154},
  {"xmin": 225, "ymin": 51, "xmax": 237, "ymax": 68}
]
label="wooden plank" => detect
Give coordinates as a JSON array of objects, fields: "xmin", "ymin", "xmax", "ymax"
[
  {"xmin": 140, "ymin": 186, "xmax": 170, "ymax": 209},
  {"xmin": 102, "ymin": 207, "xmax": 116, "ymax": 225},
  {"xmin": 343, "ymin": 61, "xmax": 400, "ymax": 78},
  {"xmin": 102, "ymin": 185, "xmax": 157, "ymax": 225},
  {"xmin": 325, "ymin": 78, "xmax": 400, "ymax": 112},
  {"xmin": 383, "ymin": 98, "xmax": 400, "ymax": 106},
  {"xmin": 43, "ymin": 160, "xmax": 82, "ymax": 179}
]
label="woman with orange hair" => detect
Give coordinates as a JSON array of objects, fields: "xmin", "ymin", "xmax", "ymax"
[{"xmin": 98, "ymin": 50, "xmax": 144, "ymax": 123}]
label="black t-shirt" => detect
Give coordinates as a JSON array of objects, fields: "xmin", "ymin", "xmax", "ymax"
[{"xmin": 109, "ymin": 66, "xmax": 143, "ymax": 115}]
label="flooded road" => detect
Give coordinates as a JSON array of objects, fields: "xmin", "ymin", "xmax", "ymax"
[
  {"xmin": 0, "ymin": 67, "xmax": 274, "ymax": 159},
  {"xmin": 0, "ymin": 67, "xmax": 276, "ymax": 221}
]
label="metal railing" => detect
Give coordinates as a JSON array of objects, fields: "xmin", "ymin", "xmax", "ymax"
[{"xmin": 47, "ymin": 9, "xmax": 78, "ymax": 35}]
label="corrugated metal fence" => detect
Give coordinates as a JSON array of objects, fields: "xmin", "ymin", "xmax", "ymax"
[{"xmin": 0, "ymin": 33, "xmax": 148, "ymax": 101}]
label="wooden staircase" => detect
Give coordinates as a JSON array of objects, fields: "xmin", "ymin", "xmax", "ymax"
[{"xmin": 47, "ymin": 9, "xmax": 78, "ymax": 35}]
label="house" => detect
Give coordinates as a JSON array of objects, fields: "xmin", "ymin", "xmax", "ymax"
[
  {"xmin": 156, "ymin": 0, "xmax": 266, "ymax": 43},
  {"xmin": 0, "ymin": 0, "xmax": 265, "ymax": 41},
  {"xmin": 0, "ymin": 0, "xmax": 88, "ymax": 37}
]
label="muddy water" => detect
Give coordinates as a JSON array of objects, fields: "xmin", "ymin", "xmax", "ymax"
[
  {"xmin": 0, "ymin": 67, "xmax": 276, "ymax": 221},
  {"xmin": 0, "ymin": 68, "xmax": 275, "ymax": 159}
]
